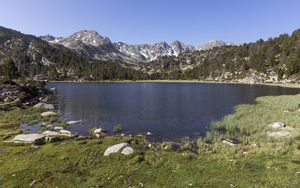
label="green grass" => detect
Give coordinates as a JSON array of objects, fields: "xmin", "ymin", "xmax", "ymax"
[{"xmin": 0, "ymin": 94, "xmax": 300, "ymax": 187}]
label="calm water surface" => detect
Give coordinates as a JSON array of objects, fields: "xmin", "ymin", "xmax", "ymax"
[{"xmin": 47, "ymin": 82, "xmax": 300, "ymax": 140}]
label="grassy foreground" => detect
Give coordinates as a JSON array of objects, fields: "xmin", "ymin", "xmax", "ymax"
[{"xmin": 1, "ymin": 95, "xmax": 300, "ymax": 187}]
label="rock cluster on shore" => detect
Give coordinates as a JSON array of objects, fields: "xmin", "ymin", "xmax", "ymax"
[
  {"xmin": 0, "ymin": 80, "xmax": 52, "ymax": 107},
  {"xmin": 103, "ymin": 143, "xmax": 134, "ymax": 156}
]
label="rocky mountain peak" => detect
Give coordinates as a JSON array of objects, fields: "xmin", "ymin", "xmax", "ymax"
[
  {"xmin": 38, "ymin": 28, "xmax": 229, "ymax": 63},
  {"xmin": 39, "ymin": 34, "xmax": 55, "ymax": 42},
  {"xmin": 65, "ymin": 30, "xmax": 112, "ymax": 47},
  {"xmin": 197, "ymin": 40, "xmax": 226, "ymax": 51}
]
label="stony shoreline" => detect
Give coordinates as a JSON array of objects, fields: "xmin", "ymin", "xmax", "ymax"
[
  {"xmin": 1, "ymin": 80, "xmax": 300, "ymax": 187},
  {"xmin": 49, "ymin": 79, "xmax": 300, "ymax": 89}
]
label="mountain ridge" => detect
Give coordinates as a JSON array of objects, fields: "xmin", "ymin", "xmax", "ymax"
[
  {"xmin": 3, "ymin": 25, "xmax": 300, "ymax": 84},
  {"xmin": 39, "ymin": 30, "xmax": 228, "ymax": 63}
]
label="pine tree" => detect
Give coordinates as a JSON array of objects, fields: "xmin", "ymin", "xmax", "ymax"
[{"xmin": 1, "ymin": 58, "xmax": 18, "ymax": 84}]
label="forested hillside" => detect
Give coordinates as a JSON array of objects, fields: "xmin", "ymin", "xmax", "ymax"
[
  {"xmin": 1, "ymin": 25, "xmax": 300, "ymax": 83},
  {"xmin": 149, "ymin": 29, "xmax": 300, "ymax": 82},
  {"xmin": 0, "ymin": 26, "xmax": 146, "ymax": 81}
]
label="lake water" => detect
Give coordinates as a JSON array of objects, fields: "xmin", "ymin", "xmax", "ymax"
[{"xmin": 47, "ymin": 82, "xmax": 300, "ymax": 140}]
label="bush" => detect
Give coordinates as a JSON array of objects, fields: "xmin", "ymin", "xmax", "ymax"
[{"xmin": 113, "ymin": 124, "xmax": 123, "ymax": 133}]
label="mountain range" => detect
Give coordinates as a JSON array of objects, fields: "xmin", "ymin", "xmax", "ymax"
[
  {"xmin": 39, "ymin": 30, "xmax": 229, "ymax": 63},
  {"xmin": 2, "ymin": 25, "xmax": 300, "ymax": 83}
]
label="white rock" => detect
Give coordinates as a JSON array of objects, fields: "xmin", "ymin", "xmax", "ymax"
[
  {"xmin": 11, "ymin": 134, "xmax": 45, "ymax": 144},
  {"xmin": 94, "ymin": 128, "xmax": 105, "ymax": 134},
  {"xmin": 54, "ymin": 126, "xmax": 64, "ymax": 130},
  {"xmin": 49, "ymin": 87, "xmax": 56, "ymax": 92},
  {"xmin": 121, "ymin": 146, "xmax": 134, "ymax": 155},
  {"xmin": 268, "ymin": 122, "xmax": 285, "ymax": 129},
  {"xmin": 103, "ymin": 143, "xmax": 129, "ymax": 156},
  {"xmin": 34, "ymin": 103, "xmax": 54, "ymax": 110},
  {"xmin": 42, "ymin": 130, "xmax": 59, "ymax": 136},
  {"xmin": 40, "ymin": 111, "xmax": 57, "ymax": 117},
  {"xmin": 66, "ymin": 120, "xmax": 82, "ymax": 125},
  {"xmin": 59, "ymin": 130, "xmax": 72, "ymax": 136},
  {"xmin": 146, "ymin": 132, "xmax": 152, "ymax": 136},
  {"xmin": 267, "ymin": 131, "xmax": 291, "ymax": 138}
]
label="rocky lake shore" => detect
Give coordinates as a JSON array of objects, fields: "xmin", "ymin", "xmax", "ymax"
[{"xmin": 0, "ymin": 79, "xmax": 300, "ymax": 187}]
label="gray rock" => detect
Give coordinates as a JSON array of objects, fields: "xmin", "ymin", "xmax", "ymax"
[
  {"xmin": 121, "ymin": 146, "xmax": 134, "ymax": 155},
  {"xmin": 40, "ymin": 111, "xmax": 57, "ymax": 117},
  {"xmin": 34, "ymin": 103, "xmax": 54, "ymax": 110},
  {"xmin": 66, "ymin": 120, "xmax": 82, "ymax": 125},
  {"xmin": 268, "ymin": 122, "xmax": 285, "ymax": 129},
  {"xmin": 42, "ymin": 130, "xmax": 59, "ymax": 136},
  {"xmin": 11, "ymin": 134, "xmax": 45, "ymax": 144},
  {"xmin": 94, "ymin": 128, "xmax": 106, "ymax": 134},
  {"xmin": 54, "ymin": 126, "xmax": 64, "ymax": 130},
  {"xmin": 103, "ymin": 143, "xmax": 129, "ymax": 156},
  {"xmin": 59, "ymin": 130, "xmax": 72, "ymax": 136}
]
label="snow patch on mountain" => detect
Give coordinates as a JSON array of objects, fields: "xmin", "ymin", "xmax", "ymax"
[{"xmin": 39, "ymin": 30, "xmax": 230, "ymax": 63}]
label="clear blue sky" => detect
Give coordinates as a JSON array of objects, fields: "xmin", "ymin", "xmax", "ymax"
[{"xmin": 0, "ymin": 0, "xmax": 300, "ymax": 46}]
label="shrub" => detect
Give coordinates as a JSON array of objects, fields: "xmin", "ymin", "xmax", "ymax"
[{"xmin": 113, "ymin": 124, "xmax": 123, "ymax": 133}]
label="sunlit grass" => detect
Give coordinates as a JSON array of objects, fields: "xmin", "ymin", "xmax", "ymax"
[{"xmin": 0, "ymin": 94, "xmax": 300, "ymax": 187}]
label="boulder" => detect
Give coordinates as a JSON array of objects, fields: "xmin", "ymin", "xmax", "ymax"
[
  {"xmin": 40, "ymin": 111, "xmax": 57, "ymax": 117},
  {"xmin": 49, "ymin": 87, "xmax": 56, "ymax": 92},
  {"xmin": 66, "ymin": 120, "xmax": 82, "ymax": 125},
  {"xmin": 268, "ymin": 122, "xmax": 286, "ymax": 129},
  {"xmin": 42, "ymin": 130, "xmax": 59, "ymax": 136},
  {"xmin": 267, "ymin": 131, "xmax": 291, "ymax": 138},
  {"xmin": 11, "ymin": 134, "xmax": 45, "ymax": 144},
  {"xmin": 94, "ymin": 128, "xmax": 106, "ymax": 134},
  {"xmin": 54, "ymin": 126, "xmax": 64, "ymax": 130},
  {"xmin": 59, "ymin": 130, "xmax": 72, "ymax": 136},
  {"xmin": 94, "ymin": 128, "xmax": 106, "ymax": 138},
  {"xmin": 103, "ymin": 143, "xmax": 129, "ymax": 156},
  {"xmin": 34, "ymin": 103, "xmax": 54, "ymax": 110},
  {"xmin": 121, "ymin": 146, "xmax": 134, "ymax": 155}
]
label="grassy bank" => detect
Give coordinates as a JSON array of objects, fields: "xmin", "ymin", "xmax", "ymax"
[{"xmin": 0, "ymin": 95, "xmax": 300, "ymax": 187}]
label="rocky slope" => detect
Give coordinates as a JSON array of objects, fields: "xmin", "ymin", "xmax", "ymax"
[
  {"xmin": 114, "ymin": 41, "xmax": 195, "ymax": 62},
  {"xmin": 197, "ymin": 40, "xmax": 226, "ymax": 51},
  {"xmin": 0, "ymin": 26, "xmax": 146, "ymax": 81},
  {"xmin": 0, "ymin": 79, "xmax": 51, "ymax": 108},
  {"xmin": 3, "ymin": 25, "xmax": 300, "ymax": 84},
  {"xmin": 148, "ymin": 29, "xmax": 300, "ymax": 84},
  {"xmin": 40, "ymin": 30, "xmax": 226, "ymax": 63}
]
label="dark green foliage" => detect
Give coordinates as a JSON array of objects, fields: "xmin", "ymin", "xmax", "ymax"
[
  {"xmin": 113, "ymin": 124, "xmax": 123, "ymax": 133},
  {"xmin": 0, "ymin": 58, "xmax": 18, "ymax": 83},
  {"xmin": 149, "ymin": 29, "xmax": 300, "ymax": 80}
]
